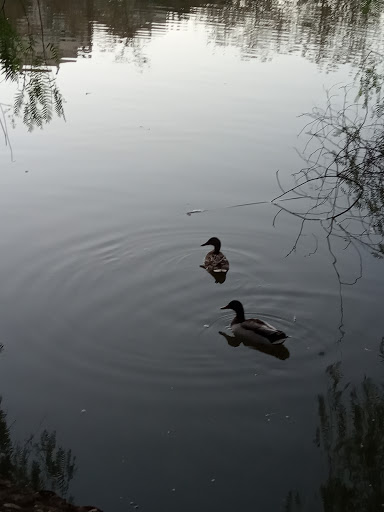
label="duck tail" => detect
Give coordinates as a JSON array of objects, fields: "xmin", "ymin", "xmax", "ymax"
[{"xmin": 270, "ymin": 330, "xmax": 288, "ymax": 344}]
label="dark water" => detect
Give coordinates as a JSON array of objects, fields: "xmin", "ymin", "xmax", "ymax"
[{"xmin": 0, "ymin": 1, "xmax": 384, "ymax": 510}]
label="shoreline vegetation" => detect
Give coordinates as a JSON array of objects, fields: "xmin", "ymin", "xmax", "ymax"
[
  {"xmin": 0, "ymin": 344, "xmax": 100, "ymax": 510},
  {"xmin": 0, "ymin": 396, "xmax": 103, "ymax": 511}
]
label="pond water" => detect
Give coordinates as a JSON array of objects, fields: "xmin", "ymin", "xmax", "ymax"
[{"xmin": 0, "ymin": 1, "xmax": 384, "ymax": 510}]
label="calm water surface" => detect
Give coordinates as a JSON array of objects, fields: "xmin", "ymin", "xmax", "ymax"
[{"xmin": 0, "ymin": 1, "xmax": 384, "ymax": 510}]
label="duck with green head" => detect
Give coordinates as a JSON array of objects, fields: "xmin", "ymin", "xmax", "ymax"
[{"xmin": 221, "ymin": 300, "xmax": 288, "ymax": 345}]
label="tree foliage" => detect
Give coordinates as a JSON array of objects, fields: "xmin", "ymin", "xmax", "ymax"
[
  {"xmin": 272, "ymin": 54, "xmax": 384, "ymax": 260},
  {"xmin": 0, "ymin": 3, "xmax": 65, "ymax": 134}
]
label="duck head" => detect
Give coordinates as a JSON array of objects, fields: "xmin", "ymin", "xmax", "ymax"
[
  {"xmin": 220, "ymin": 300, "xmax": 245, "ymax": 321},
  {"xmin": 201, "ymin": 237, "xmax": 221, "ymax": 254}
]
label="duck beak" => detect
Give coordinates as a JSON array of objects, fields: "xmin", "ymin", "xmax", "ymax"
[
  {"xmin": 220, "ymin": 305, "xmax": 230, "ymax": 310},
  {"xmin": 201, "ymin": 242, "xmax": 209, "ymax": 247}
]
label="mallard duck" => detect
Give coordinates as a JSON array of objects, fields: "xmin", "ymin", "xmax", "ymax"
[
  {"xmin": 220, "ymin": 300, "xmax": 288, "ymax": 345},
  {"xmin": 201, "ymin": 237, "xmax": 229, "ymax": 273}
]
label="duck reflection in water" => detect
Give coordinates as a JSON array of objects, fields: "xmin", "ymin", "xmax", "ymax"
[
  {"xmin": 200, "ymin": 237, "xmax": 229, "ymax": 283},
  {"xmin": 218, "ymin": 330, "xmax": 290, "ymax": 360},
  {"xmin": 200, "ymin": 267, "xmax": 228, "ymax": 283}
]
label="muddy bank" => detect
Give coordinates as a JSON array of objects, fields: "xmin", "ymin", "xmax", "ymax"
[{"xmin": 0, "ymin": 480, "xmax": 102, "ymax": 512}]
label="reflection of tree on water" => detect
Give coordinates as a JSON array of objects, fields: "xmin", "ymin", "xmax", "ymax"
[
  {"xmin": 272, "ymin": 61, "xmax": 384, "ymax": 260},
  {"xmin": 0, "ymin": 342, "xmax": 76, "ymax": 498},
  {"xmin": 285, "ymin": 360, "xmax": 384, "ymax": 511},
  {"xmin": 5, "ymin": 0, "xmax": 384, "ymax": 69},
  {"xmin": 0, "ymin": 398, "xmax": 76, "ymax": 498},
  {"xmin": 269, "ymin": 53, "xmax": 384, "ymax": 340},
  {"xmin": 198, "ymin": 0, "xmax": 384, "ymax": 66}
]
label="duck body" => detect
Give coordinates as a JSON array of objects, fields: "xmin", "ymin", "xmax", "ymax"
[
  {"xmin": 221, "ymin": 300, "xmax": 288, "ymax": 345},
  {"xmin": 203, "ymin": 250, "xmax": 229, "ymax": 273},
  {"xmin": 201, "ymin": 237, "xmax": 229, "ymax": 273}
]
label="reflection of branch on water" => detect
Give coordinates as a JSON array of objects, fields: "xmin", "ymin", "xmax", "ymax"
[
  {"xmin": 13, "ymin": 68, "xmax": 65, "ymax": 131},
  {"xmin": 0, "ymin": 3, "xmax": 65, "ymax": 140},
  {"xmin": 285, "ymin": 359, "xmax": 384, "ymax": 511},
  {"xmin": 379, "ymin": 336, "xmax": 384, "ymax": 362},
  {"xmin": 272, "ymin": 76, "xmax": 384, "ymax": 259},
  {"xmin": 0, "ymin": 103, "xmax": 14, "ymax": 160},
  {"xmin": 270, "ymin": 55, "xmax": 384, "ymax": 340}
]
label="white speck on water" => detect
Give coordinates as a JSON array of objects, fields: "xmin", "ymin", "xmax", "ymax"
[
  {"xmin": 360, "ymin": 443, "xmax": 364, "ymax": 448},
  {"xmin": 285, "ymin": 415, "xmax": 290, "ymax": 419},
  {"xmin": 364, "ymin": 347, "xmax": 372, "ymax": 351},
  {"xmin": 204, "ymin": 324, "xmax": 209, "ymax": 328},
  {"xmin": 265, "ymin": 412, "xmax": 276, "ymax": 417},
  {"xmin": 254, "ymin": 373, "xmax": 258, "ymax": 376},
  {"xmin": 211, "ymin": 478, "xmax": 216, "ymax": 483},
  {"xmin": 171, "ymin": 488, "xmax": 176, "ymax": 492},
  {"xmin": 293, "ymin": 315, "xmax": 296, "ymax": 322},
  {"xmin": 267, "ymin": 418, "xmax": 271, "ymax": 422},
  {"xmin": 80, "ymin": 409, "xmax": 86, "ymax": 414}
]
